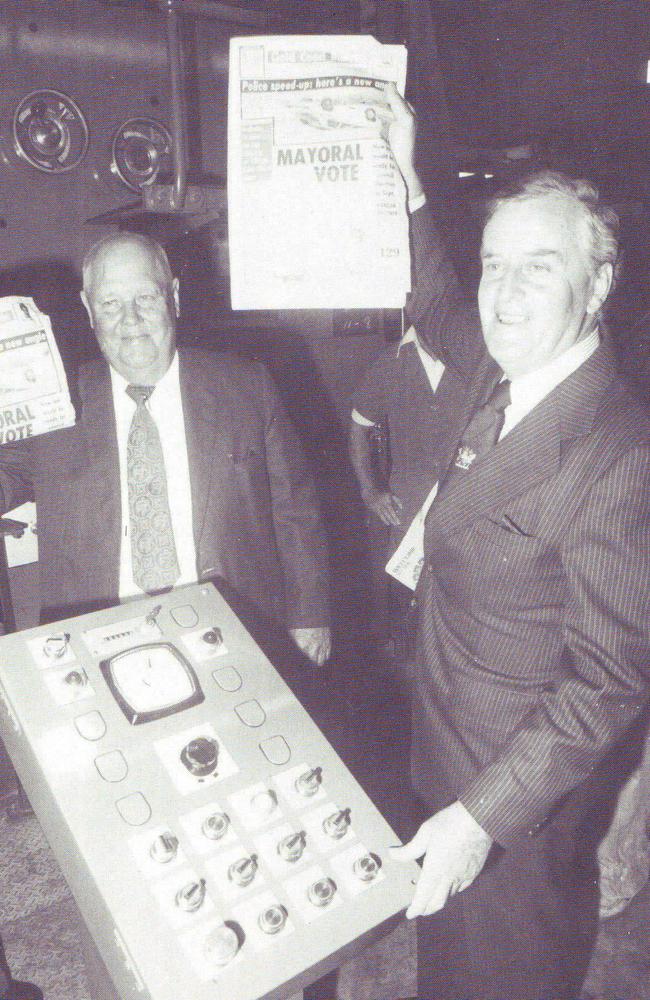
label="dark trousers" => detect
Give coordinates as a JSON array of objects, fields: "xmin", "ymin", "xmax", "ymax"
[{"xmin": 415, "ymin": 775, "xmax": 614, "ymax": 1000}]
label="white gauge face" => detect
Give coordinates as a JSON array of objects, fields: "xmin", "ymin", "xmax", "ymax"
[{"xmin": 108, "ymin": 644, "xmax": 198, "ymax": 716}]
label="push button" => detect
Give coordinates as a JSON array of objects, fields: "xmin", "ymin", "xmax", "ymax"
[
  {"xmin": 204, "ymin": 923, "xmax": 241, "ymax": 966},
  {"xmin": 95, "ymin": 750, "xmax": 128, "ymax": 782},
  {"xmin": 308, "ymin": 876, "xmax": 337, "ymax": 908},
  {"xmin": 180, "ymin": 736, "xmax": 219, "ymax": 777},
  {"xmin": 75, "ymin": 711, "xmax": 106, "ymax": 742},
  {"xmin": 259, "ymin": 735, "xmax": 291, "ymax": 766},
  {"xmin": 258, "ymin": 904, "xmax": 287, "ymax": 935},
  {"xmin": 212, "ymin": 666, "xmax": 242, "ymax": 692},
  {"xmin": 235, "ymin": 700, "xmax": 266, "ymax": 728},
  {"xmin": 116, "ymin": 793, "xmax": 151, "ymax": 826},
  {"xmin": 250, "ymin": 789, "xmax": 278, "ymax": 819}
]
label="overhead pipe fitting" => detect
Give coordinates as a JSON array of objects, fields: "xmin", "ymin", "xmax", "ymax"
[{"xmin": 164, "ymin": 0, "xmax": 189, "ymax": 210}]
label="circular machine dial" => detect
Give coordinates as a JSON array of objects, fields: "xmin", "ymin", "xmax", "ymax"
[
  {"xmin": 13, "ymin": 90, "xmax": 89, "ymax": 172},
  {"xmin": 102, "ymin": 643, "xmax": 204, "ymax": 725},
  {"xmin": 110, "ymin": 117, "xmax": 172, "ymax": 191}
]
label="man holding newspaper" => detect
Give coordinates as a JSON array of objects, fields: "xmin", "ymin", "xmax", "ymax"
[{"xmin": 385, "ymin": 84, "xmax": 650, "ymax": 1000}]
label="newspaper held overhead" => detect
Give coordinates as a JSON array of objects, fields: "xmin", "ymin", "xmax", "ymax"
[
  {"xmin": 228, "ymin": 35, "xmax": 410, "ymax": 310},
  {"xmin": 0, "ymin": 297, "xmax": 75, "ymax": 443}
]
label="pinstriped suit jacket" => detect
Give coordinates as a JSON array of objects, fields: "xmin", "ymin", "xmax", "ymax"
[{"xmin": 408, "ymin": 208, "xmax": 650, "ymax": 847}]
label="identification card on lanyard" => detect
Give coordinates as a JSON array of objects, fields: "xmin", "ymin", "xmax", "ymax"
[{"xmin": 385, "ymin": 482, "xmax": 439, "ymax": 590}]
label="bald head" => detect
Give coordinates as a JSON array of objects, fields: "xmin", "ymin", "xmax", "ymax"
[
  {"xmin": 82, "ymin": 233, "xmax": 174, "ymax": 295},
  {"xmin": 80, "ymin": 232, "xmax": 179, "ymax": 384}
]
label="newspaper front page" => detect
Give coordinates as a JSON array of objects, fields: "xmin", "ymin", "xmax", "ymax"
[
  {"xmin": 0, "ymin": 296, "xmax": 75, "ymax": 443},
  {"xmin": 228, "ymin": 35, "xmax": 410, "ymax": 310}
]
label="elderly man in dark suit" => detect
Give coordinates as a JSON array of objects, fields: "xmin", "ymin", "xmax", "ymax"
[
  {"xmin": 0, "ymin": 233, "xmax": 330, "ymax": 659},
  {"xmin": 0, "ymin": 232, "xmax": 331, "ymax": 999},
  {"xmin": 384, "ymin": 86, "xmax": 650, "ymax": 1000}
]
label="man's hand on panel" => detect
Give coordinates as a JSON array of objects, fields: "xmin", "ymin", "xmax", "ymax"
[
  {"xmin": 289, "ymin": 626, "xmax": 332, "ymax": 667},
  {"xmin": 390, "ymin": 800, "xmax": 493, "ymax": 917}
]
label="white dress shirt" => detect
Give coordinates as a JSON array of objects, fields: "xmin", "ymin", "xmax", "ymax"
[
  {"xmin": 110, "ymin": 353, "xmax": 197, "ymax": 600},
  {"xmin": 500, "ymin": 328, "xmax": 600, "ymax": 438},
  {"xmin": 351, "ymin": 325, "xmax": 445, "ymax": 427},
  {"xmin": 386, "ymin": 329, "xmax": 600, "ymax": 591}
]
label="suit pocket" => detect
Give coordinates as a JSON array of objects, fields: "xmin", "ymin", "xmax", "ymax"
[{"xmin": 473, "ymin": 517, "xmax": 548, "ymax": 559}]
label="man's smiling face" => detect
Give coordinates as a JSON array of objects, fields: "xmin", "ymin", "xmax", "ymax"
[{"xmin": 478, "ymin": 193, "xmax": 610, "ymax": 378}]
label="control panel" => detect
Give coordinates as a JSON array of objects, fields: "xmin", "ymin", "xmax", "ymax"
[{"xmin": 0, "ymin": 583, "xmax": 418, "ymax": 1000}]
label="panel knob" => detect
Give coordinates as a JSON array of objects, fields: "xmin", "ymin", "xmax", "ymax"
[
  {"xmin": 64, "ymin": 669, "xmax": 87, "ymax": 689},
  {"xmin": 175, "ymin": 878, "xmax": 206, "ymax": 912},
  {"xmin": 201, "ymin": 627, "xmax": 223, "ymax": 647},
  {"xmin": 201, "ymin": 811, "xmax": 230, "ymax": 841},
  {"xmin": 43, "ymin": 632, "xmax": 71, "ymax": 660},
  {"xmin": 322, "ymin": 808, "xmax": 351, "ymax": 840},
  {"xmin": 277, "ymin": 831, "xmax": 306, "ymax": 863},
  {"xmin": 307, "ymin": 876, "xmax": 337, "ymax": 908},
  {"xmin": 149, "ymin": 832, "xmax": 179, "ymax": 864},
  {"xmin": 227, "ymin": 854, "xmax": 258, "ymax": 888},
  {"xmin": 180, "ymin": 736, "xmax": 219, "ymax": 777},
  {"xmin": 295, "ymin": 766, "xmax": 323, "ymax": 798},
  {"xmin": 353, "ymin": 853, "xmax": 382, "ymax": 882},
  {"xmin": 258, "ymin": 904, "xmax": 288, "ymax": 935}
]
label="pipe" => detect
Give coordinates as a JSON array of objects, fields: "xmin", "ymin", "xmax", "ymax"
[
  {"xmin": 158, "ymin": 1, "xmax": 266, "ymax": 27},
  {"xmin": 165, "ymin": 0, "xmax": 188, "ymax": 210}
]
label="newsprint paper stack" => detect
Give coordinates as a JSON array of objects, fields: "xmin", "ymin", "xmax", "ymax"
[
  {"xmin": 228, "ymin": 35, "xmax": 410, "ymax": 310},
  {"xmin": 0, "ymin": 296, "xmax": 75, "ymax": 443}
]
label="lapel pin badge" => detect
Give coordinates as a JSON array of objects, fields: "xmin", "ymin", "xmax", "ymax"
[{"xmin": 453, "ymin": 445, "xmax": 476, "ymax": 471}]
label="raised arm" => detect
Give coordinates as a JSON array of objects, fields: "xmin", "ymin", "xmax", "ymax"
[{"xmin": 384, "ymin": 84, "xmax": 484, "ymax": 375}]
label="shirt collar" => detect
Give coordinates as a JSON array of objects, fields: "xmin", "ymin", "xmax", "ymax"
[
  {"xmin": 110, "ymin": 351, "xmax": 180, "ymax": 399},
  {"xmin": 508, "ymin": 328, "xmax": 600, "ymax": 413},
  {"xmin": 397, "ymin": 325, "xmax": 440, "ymax": 362}
]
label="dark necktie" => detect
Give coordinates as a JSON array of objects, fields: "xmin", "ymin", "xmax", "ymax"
[
  {"xmin": 440, "ymin": 377, "xmax": 511, "ymax": 488},
  {"xmin": 126, "ymin": 384, "xmax": 180, "ymax": 593}
]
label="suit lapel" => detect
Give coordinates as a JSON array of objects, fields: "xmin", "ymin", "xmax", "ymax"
[
  {"xmin": 77, "ymin": 360, "xmax": 121, "ymax": 595},
  {"xmin": 427, "ymin": 344, "xmax": 618, "ymax": 540},
  {"xmin": 179, "ymin": 350, "xmax": 221, "ymax": 552}
]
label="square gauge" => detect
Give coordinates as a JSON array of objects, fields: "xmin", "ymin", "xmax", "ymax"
[{"xmin": 101, "ymin": 642, "xmax": 204, "ymax": 725}]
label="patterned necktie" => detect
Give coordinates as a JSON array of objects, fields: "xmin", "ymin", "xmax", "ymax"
[
  {"xmin": 126, "ymin": 384, "xmax": 180, "ymax": 593},
  {"xmin": 440, "ymin": 377, "xmax": 511, "ymax": 488}
]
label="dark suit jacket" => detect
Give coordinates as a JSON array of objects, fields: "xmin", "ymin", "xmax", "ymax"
[
  {"xmin": 408, "ymin": 206, "xmax": 650, "ymax": 847},
  {"xmin": 0, "ymin": 348, "xmax": 330, "ymax": 629}
]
